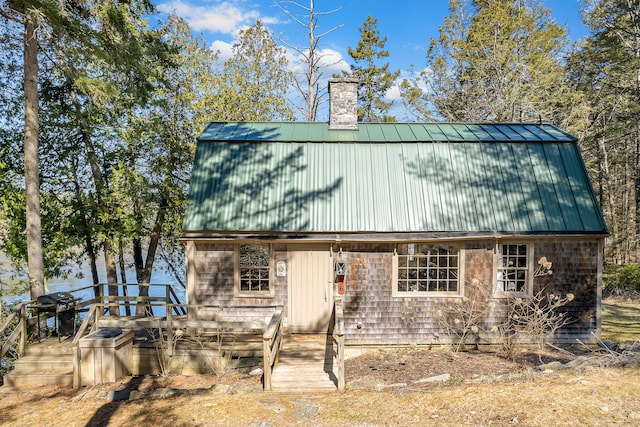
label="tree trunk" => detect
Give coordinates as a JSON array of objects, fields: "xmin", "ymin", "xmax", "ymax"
[
  {"xmin": 23, "ymin": 11, "xmax": 45, "ymax": 302},
  {"xmin": 72, "ymin": 173, "xmax": 101, "ymax": 298},
  {"xmin": 134, "ymin": 197, "xmax": 166, "ymax": 316},
  {"xmin": 598, "ymin": 129, "xmax": 618, "ymax": 263},
  {"xmin": 635, "ymin": 130, "xmax": 640, "ymax": 263},
  {"xmin": 70, "ymin": 92, "xmax": 121, "ymax": 308},
  {"xmin": 83, "ymin": 220, "xmax": 100, "ymax": 298},
  {"xmin": 104, "ymin": 241, "xmax": 119, "ymax": 315},
  {"xmin": 86, "ymin": 238, "xmax": 100, "ymax": 298},
  {"xmin": 118, "ymin": 238, "xmax": 131, "ymax": 316}
]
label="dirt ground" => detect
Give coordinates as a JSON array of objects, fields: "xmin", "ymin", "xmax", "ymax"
[{"xmin": 1, "ymin": 344, "xmax": 640, "ymax": 427}]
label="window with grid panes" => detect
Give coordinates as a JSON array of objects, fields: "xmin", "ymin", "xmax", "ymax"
[
  {"xmin": 396, "ymin": 243, "xmax": 459, "ymax": 294},
  {"xmin": 496, "ymin": 244, "xmax": 529, "ymax": 293},
  {"xmin": 238, "ymin": 244, "xmax": 271, "ymax": 293}
]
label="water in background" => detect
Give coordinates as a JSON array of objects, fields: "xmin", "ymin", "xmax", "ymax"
[{"xmin": 0, "ymin": 252, "xmax": 186, "ymax": 311}]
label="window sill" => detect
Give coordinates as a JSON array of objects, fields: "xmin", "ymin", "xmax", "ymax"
[
  {"xmin": 493, "ymin": 291, "xmax": 531, "ymax": 299},
  {"xmin": 392, "ymin": 291, "xmax": 462, "ymax": 298},
  {"xmin": 234, "ymin": 291, "xmax": 274, "ymax": 298}
]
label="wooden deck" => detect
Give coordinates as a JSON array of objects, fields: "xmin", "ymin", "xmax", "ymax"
[
  {"xmin": 3, "ymin": 295, "xmax": 345, "ymax": 391},
  {"xmin": 270, "ymin": 335, "xmax": 338, "ymax": 392}
]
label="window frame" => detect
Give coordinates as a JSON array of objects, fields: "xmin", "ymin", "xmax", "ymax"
[
  {"xmin": 494, "ymin": 241, "xmax": 534, "ymax": 298},
  {"xmin": 392, "ymin": 242, "xmax": 464, "ymax": 298},
  {"xmin": 234, "ymin": 243, "xmax": 274, "ymax": 298}
]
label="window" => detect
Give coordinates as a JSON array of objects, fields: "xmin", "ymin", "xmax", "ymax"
[
  {"xmin": 496, "ymin": 243, "xmax": 532, "ymax": 295},
  {"xmin": 394, "ymin": 243, "xmax": 460, "ymax": 296},
  {"xmin": 236, "ymin": 244, "xmax": 272, "ymax": 296}
]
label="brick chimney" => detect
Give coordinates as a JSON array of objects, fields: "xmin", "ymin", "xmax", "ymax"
[{"xmin": 328, "ymin": 78, "xmax": 359, "ymax": 130}]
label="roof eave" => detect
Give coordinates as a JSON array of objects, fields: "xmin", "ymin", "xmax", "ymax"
[{"xmin": 180, "ymin": 230, "xmax": 609, "ymax": 243}]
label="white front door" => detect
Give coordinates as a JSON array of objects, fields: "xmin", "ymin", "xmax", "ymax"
[{"xmin": 287, "ymin": 245, "xmax": 333, "ymax": 333}]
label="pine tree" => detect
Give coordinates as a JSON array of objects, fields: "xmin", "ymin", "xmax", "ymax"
[
  {"xmin": 219, "ymin": 21, "xmax": 294, "ymax": 121},
  {"xmin": 569, "ymin": 0, "xmax": 640, "ymax": 263},
  {"xmin": 0, "ymin": 0, "xmax": 172, "ymax": 303},
  {"xmin": 345, "ymin": 15, "xmax": 400, "ymax": 122},
  {"xmin": 402, "ymin": 0, "xmax": 570, "ymax": 123}
]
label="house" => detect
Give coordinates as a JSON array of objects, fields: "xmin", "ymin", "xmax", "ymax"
[{"xmin": 181, "ymin": 78, "xmax": 608, "ymax": 346}]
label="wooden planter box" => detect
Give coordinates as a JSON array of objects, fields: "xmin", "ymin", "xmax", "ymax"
[{"xmin": 79, "ymin": 329, "xmax": 134, "ymax": 386}]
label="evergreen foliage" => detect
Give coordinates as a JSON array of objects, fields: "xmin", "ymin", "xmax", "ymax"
[
  {"xmin": 568, "ymin": 0, "xmax": 640, "ymax": 264},
  {"xmin": 344, "ymin": 15, "xmax": 399, "ymax": 122},
  {"xmin": 219, "ymin": 21, "xmax": 294, "ymax": 121},
  {"xmin": 402, "ymin": 0, "xmax": 570, "ymax": 124}
]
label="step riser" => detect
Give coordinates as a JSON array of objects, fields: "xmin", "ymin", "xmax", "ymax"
[
  {"xmin": 13, "ymin": 362, "xmax": 73, "ymax": 372},
  {"xmin": 3, "ymin": 374, "xmax": 73, "ymax": 388},
  {"xmin": 26, "ymin": 348, "xmax": 74, "ymax": 357},
  {"xmin": 12, "ymin": 354, "xmax": 73, "ymax": 374}
]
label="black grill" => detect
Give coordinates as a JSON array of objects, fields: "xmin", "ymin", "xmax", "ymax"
[
  {"xmin": 36, "ymin": 291, "xmax": 76, "ymax": 308},
  {"xmin": 33, "ymin": 292, "xmax": 80, "ymax": 341}
]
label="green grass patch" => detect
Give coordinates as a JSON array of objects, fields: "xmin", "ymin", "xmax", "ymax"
[{"xmin": 601, "ymin": 299, "xmax": 640, "ymax": 342}]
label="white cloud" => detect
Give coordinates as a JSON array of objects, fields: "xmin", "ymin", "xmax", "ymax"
[
  {"xmin": 316, "ymin": 48, "xmax": 351, "ymax": 75},
  {"xmin": 288, "ymin": 48, "xmax": 350, "ymax": 77},
  {"xmin": 386, "ymin": 68, "xmax": 427, "ymax": 102},
  {"xmin": 209, "ymin": 40, "xmax": 234, "ymax": 61},
  {"xmin": 386, "ymin": 82, "xmax": 402, "ymax": 101},
  {"xmin": 403, "ymin": 42, "xmax": 426, "ymax": 52},
  {"xmin": 157, "ymin": 0, "xmax": 269, "ymax": 35}
]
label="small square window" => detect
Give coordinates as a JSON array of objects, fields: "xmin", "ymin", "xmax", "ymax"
[{"xmin": 236, "ymin": 244, "xmax": 272, "ymax": 296}]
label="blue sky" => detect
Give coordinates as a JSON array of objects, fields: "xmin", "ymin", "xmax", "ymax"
[{"xmin": 155, "ymin": 0, "xmax": 587, "ymax": 118}]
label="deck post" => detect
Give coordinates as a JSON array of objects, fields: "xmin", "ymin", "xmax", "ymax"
[
  {"xmin": 166, "ymin": 305, "xmax": 174, "ymax": 357},
  {"xmin": 262, "ymin": 307, "xmax": 283, "ymax": 391},
  {"xmin": 72, "ymin": 345, "xmax": 81, "ymax": 389},
  {"xmin": 334, "ymin": 299, "xmax": 345, "ymax": 391},
  {"xmin": 337, "ymin": 335, "xmax": 345, "ymax": 391},
  {"xmin": 263, "ymin": 335, "xmax": 271, "ymax": 390},
  {"xmin": 18, "ymin": 303, "xmax": 27, "ymax": 356}
]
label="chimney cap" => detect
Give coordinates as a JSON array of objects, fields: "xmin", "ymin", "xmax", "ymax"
[{"xmin": 328, "ymin": 77, "xmax": 359, "ymax": 87}]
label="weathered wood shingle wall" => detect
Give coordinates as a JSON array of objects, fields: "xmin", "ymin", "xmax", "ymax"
[
  {"xmin": 186, "ymin": 238, "xmax": 602, "ymax": 345},
  {"xmin": 189, "ymin": 243, "xmax": 288, "ymax": 322},
  {"xmin": 531, "ymin": 238, "xmax": 602, "ymax": 341},
  {"xmin": 337, "ymin": 239, "xmax": 601, "ymax": 345}
]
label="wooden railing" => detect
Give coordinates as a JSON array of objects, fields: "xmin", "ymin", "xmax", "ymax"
[
  {"xmin": 262, "ymin": 308, "xmax": 284, "ymax": 391},
  {"xmin": 71, "ymin": 304, "xmax": 99, "ymax": 388},
  {"xmin": 71, "ymin": 304, "xmax": 99, "ymax": 347},
  {"xmin": 334, "ymin": 298, "xmax": 345, "ymax": 391},
  {"xmin": 0, "ymin": 302, "xmax": 29, "ymax": 359},
  {"xmin": 4, "ymin": 285, "xmax": 287, "ymax": 391},
  {"xmin": 78, "ymin": 283, "xmax": 185, "ymax": 317},
  {"xmin": 0, "ymin": 283, "xmax": 180, "ymax": 387}
]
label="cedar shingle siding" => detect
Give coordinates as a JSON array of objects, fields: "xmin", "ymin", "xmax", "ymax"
[{"xmin": 186, "ymin": 239, "xmax": 602, "ymax": 345}]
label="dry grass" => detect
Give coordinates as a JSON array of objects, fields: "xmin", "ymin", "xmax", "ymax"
[
  {"xmin": 601, "ymin": 299, "xmax": 640, "ymax": 342},
  {"xmin": 1, "ymin": 367, "xmax": 639, "ymax": 426}
]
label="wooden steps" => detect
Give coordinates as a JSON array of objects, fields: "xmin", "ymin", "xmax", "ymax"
[
  {"xmin": 270, "ymin": 335, "xmax": 338, "ymax": 392},
  {"xmin": 3, "ymin": 338, "xmax": 74, "ymax": 389}
]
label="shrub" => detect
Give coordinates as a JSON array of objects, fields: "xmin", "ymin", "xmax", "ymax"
[
  {"xmin": 435, "ymin": 278, "xmax": 492, "ymax": 352},
  {"xmin": 618, "ymin": 264, "xmax": 640, "ymax": 291},
  {"xmin": 496, "ymin": 289, "xmax": 573, "ymax": 359},
  {"xmin": 603, "ymin": 264, "xmax": 640, "ymax": 298}
]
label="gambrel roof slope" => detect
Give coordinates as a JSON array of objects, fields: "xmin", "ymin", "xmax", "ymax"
[{"xmin": 183, "ymin": 122, "xmax": 608, "ymax": 236}]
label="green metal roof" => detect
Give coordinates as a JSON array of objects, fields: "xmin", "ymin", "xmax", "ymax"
[
  {"xmin": 183, "ymin": 122, "xmax": 607, "ymax": 235},
  {"xmin": 197, "ymin": 122, "xmax": 576, "ymax": 143}
]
